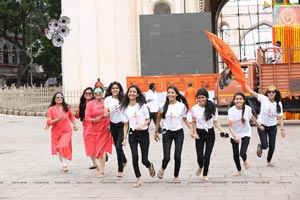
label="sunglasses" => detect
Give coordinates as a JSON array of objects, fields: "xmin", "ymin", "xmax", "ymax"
[
  {"xmin": 85, "ymin": 92, "xmax": 92, "ymax": 95},
  {"xmin": 268, "ymin": 90, "xmax": 275, "ymax": 94},
  {"xmin": 94, "ymin": 91, "xmax": 103, "ymax": 95},
  {"xmin": 55, "ymin": 96, "xmax": 64, "ymax": 99},
  {"xmin": 220, "ymin": 132, "xmax": 229, "ymax": 138}
]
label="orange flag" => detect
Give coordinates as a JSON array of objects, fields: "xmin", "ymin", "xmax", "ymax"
[{"xmin": 205, "ymin": 31, "xmax": 246, "ymax": 91}]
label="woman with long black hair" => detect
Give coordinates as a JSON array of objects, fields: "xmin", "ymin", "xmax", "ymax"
[
  {"xmin": 121, "ymin": 85, "xmax": 155, "ymax": 187},
  {"xmin": 246, "ymin": 85, "xmax": 286, "ymax": 167},
  {"xmin": 104, "ymin": 81, "xmax": 127, "ymax": 177},
  {"xmin": 46, "ymin": 92, "xmax": 78, "ymax": 172},
  {"xmin": 75, "ymin": 87, "xmax": 97, "ymax": 169},
  {"xmin": 190, "ymin": 88, "xmax": 225, "ymax": 181},
  {"xmin": 228, "ymin": 92, "xmax": 263, "ymax": 176},
  {"xmin": 154, "ymin": 85, "xmax": 191, "ymax": 183}
]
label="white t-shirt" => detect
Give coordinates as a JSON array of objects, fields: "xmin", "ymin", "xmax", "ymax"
[
  {"xmin": 190, "ymin": 104, "xmax": 218, "ymax": 130},
  {"xmin": 145, "ymin": 90, "xmax": 159, "ymax": 112},
  {"xmin": 104, "ymin": 96, "xmax": 122, "ymax": 123},
  {"xmin": 122, "ymin": 103, "xmax": 150, "ymax": 131},
  {"xmin": 228, "ymin": 105, "xmax": 252, "ymax": 138},
  {"xmin": 257, "ymin": 94, "xmax": 283, "ymax": 126},
  {"xmin": 159, "ymin": 101, "xmax": 187, "ymax": 131}
]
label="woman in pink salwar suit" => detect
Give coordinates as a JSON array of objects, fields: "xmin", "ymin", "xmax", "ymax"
[
  {"xmin": 85, "ymin": 87, "xmax": 114, "ymax": 178},
  {"xmin": 46, "ymin": 92, "xmax": 78, "ymax": 172},
  {"xmin": 75, "ymin": 87, "xmax": 98, "ymax": 169}
]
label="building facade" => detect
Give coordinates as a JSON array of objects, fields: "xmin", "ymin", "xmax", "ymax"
[{"xmin": 61, "ymin": 0, "xmax": 271, "ymax": 91}]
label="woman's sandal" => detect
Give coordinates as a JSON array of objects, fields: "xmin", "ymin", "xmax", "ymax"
[
  {"xmin": 148, "ymin": 163, "xmax": 156, "ymax": 177},
  {"xmin": 256, "ymin": 144, "xmax": 262, "ymax": 157},
  {"xmin": 157, "ymin": 169, "xmax": 164, "ymax": 179}
]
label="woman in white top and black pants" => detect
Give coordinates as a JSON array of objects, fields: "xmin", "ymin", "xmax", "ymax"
[
  {"xmin": 228, "ymin": 92, "xmax": 263, "ymax": 176},
  {"xmin": 121, "ymin": 85, "xmax": 155, "ymax": 187},
  {"xmin": 190, "ymin": 88, "xmax": 225, "ymax": 181},
  {"xmin": 154, "ymin": 86, "xmax": 191, "ymax": 183},
  {"xmin": 246, "ymin": 85, "xmax": 286, "ymax": 167},
  {"xmin": 104, "ymin": 81, "xmax": 127, "ymax": 177}
]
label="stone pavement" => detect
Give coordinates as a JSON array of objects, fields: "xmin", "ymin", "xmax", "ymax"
[{"xmin": 0, "ymin": 114, "xmax": 299, "ymax": 200}]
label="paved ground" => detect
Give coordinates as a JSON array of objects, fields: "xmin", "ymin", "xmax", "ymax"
[{"xmin": 0, "ymin": 114, "xmax": 299, "ymax": 200}]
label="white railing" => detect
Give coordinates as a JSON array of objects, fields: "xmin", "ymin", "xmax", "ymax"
[{"xmin": 0, "ymin": 87, "xmax": 81, "ymax": 113}]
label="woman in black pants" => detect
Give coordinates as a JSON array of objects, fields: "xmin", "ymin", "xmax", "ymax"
[
  {"xmin": 190, "ymin": 88, "xmax": 225, "ymax": 181},
  {"xmin": 154, "ymin": 86, "xmax": 191, "ymax": 183},
  {"xmin": 121, "ymin": 85, "xmax": 155, "ymax": 187},
  {"xmin": 104, "ymin": 81, "xmax": 127, "ymax": 177}
]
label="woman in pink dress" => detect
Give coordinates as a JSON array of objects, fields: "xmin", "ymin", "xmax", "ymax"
[
  {"xmin": 75, "ymin": 87, "xmax": 97, "ymax": 169},
  {"xmin": 46, "ymin": 92, "xmax": 78, "ymax": 172},
  {"xmin": 85, "ymin": 86, "xmax": 114, "ymax": 178}
]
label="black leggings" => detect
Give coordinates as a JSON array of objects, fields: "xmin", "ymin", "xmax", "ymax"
[
  {"xmin": 230, "ymin": 136, "xmax": 250, "ymax": 171},
  {"xmin": 128, "ymin": 129, "xmax": 151, "ymax": 178},
  {"xmin": 161, "ymin": 129, "xmax": 184, "ymax": 177},
  {"xmin": 195, "ymin": 128, "xmax": 215, "ymax": 176},
  {"xmin": 110, "ymin": 122, "xmax": 127, "ymax": 172}
]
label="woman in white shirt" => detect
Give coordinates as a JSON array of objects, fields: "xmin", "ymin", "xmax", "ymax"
[
  {"xmin": 228, "ymin": 92, "xmax": 263, "ymax": 176},
  {"xmin": 104, "ymin": 81, "xmax": 127, "ymax": 177},
  {"xmin": 121, "ymin": 85, "xmax": 155, "ymax": 187},
  {"xmin": 246, "ymin": 85, "xmax": 286, "ymax": 167},
  {"xmin": 190, "ymin": 88, "xmax": 225, "ymax": 181},
  {"xmin": 154, "ymin": 86, "xmax": 191, "ymax": 183}
]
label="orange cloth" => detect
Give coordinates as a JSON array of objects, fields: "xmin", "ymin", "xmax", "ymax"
[
  {"xmin": 85, "ymin": 100, "xmax": 113, "ymax": 158},
  {"xmin": 47, "ymin": 106, "xmax": 75, "ymax": 160},
  {"xmin": 205, "ymin": 31, "xmax": 246, "ymax": 92},
  {"xmin": 95, "ymin": 81, "xmax": 104, "ymax": 87},
  {"xmin": 184, "ymin": 87, "xmax": 197, "ymax": 110}
]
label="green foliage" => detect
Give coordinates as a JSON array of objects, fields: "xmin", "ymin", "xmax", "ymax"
[{"xmin": 0, "ymin": 0, "xmax": 62, "ymax": 86}]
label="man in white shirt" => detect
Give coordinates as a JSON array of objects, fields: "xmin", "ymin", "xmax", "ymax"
[{"xmin": 145, "ymin": 83, "xmax": 162, "ymax": 133}]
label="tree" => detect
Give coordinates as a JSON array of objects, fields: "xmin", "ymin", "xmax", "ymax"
[{"xmin": 0, "ymin": 0, "xmax": 61, "ymax": 87}]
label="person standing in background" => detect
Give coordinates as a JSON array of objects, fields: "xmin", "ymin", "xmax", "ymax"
[
  {"xmin": 104, "ymin": 81, "xmax": 127, "ymax": 177},
  {"xmin": 75, "ymin": 87, "xmax": 97, "ymax": 169},
  {"xmin": 145, "ymin": 83, "xmax": 162, "ymax": 133},
  {"xmin": 95, "ymin": 78, "xmax": 104, "ymax": 87},
  {"xmin": 46, "ymin": 92, "xmax": 78, "ymax": 172},
  {"xmin": 274, "ymin": 41, "xmax": 282, "ymax": 64},
  {"xmin": 184, "ymin": 82, "xmax": 197, "ymax": 123},
  {"xmin": 184, "ymin": 82, "xmax": 197, "ymax": 110}
]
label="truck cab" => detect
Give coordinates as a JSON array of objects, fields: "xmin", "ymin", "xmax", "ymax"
[{"xmin": 214, "ymin": 62, "xmax": 259, "ymax": 114}]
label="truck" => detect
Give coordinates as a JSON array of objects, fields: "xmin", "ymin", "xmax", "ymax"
[{"xmin": 214, "ymin": 46, "xmax": 300, "ymax": 119}]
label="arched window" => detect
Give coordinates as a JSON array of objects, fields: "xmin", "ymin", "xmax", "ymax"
[
  {"xmin": 241, "ymin": 24, "xmax": 272, "ymax": 61},
  {"xmin": 220, "ymin": 24, "xmax": 230, "ymax": 39},
  {"xmin": 154, "ymin": 1, "xmax": 171, "ymax": 14},
  {"xmin": 12, "ymin": 46, "xmax": 17, "ymax": 65},
  {"xmin": 3, "ymin": 44, "xmax": 9, "ymax": 64}
]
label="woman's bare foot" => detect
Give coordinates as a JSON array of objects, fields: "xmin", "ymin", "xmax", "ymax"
[
  {"xmin": 117, "ymin": 172, "xmax": 123, "ymax": 177},
  {"xmin": 62, "ymin": 166, "xmax": 69, "ymax": 172},
  {"xmin": 172, "ymin": 177, "xmax": 181, "ymax": 183},
  {"xmin": 234, "ymin": 171, "xmax": 242, "ymax": 176},
  {"xmin": 97, "ymin": 172, "xmax": 105, "ymax": 178},
  {"xmin": 244, "ymin": 160, "xmax": 250, "ymax": 170},
  {"xmin": 203, "ymin": 176, "xmax": 210, "ymax": 181},
  {"xmin": 133, "ymin": 178, "xmax": 141, "ymax": 187},
  {"xmin": 267, "ymin": 162, "xmax": 275, "ymax": 167},
  {"xmin": 196, "ymin": 168, "xmax": 202, "ymax": 176}
]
